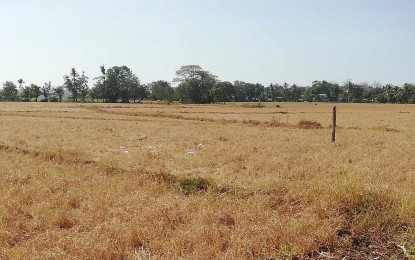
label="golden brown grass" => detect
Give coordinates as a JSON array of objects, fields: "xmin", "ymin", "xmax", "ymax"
[
  {"xmin": 297, "ymin": 120, "xmax": 323, "ymax": 129},
  {"xmin": 1, "ymin": 102, "xmax": 415, "ymax": 259}
]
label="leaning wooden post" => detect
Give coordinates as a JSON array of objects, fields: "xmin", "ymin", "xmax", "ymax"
[{"xmin": 332, "ymin": 106, "xmax": 337, "ymax": 142}]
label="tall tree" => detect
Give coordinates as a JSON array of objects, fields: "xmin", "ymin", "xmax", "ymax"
[
  {"xmin": 53, "ymin": 86, "xmax": 65, "ymax": 102},
  {"xmin": 89, "ymin": 86, "xmax": 100, "ymax": 102},
  {"xmin": 2, "ymin": 81, "xmax": 18, "ymax": 101},
  {"xmin": 130, "ymin": 84, "xmax": 149, "ymax": 103},
  {"xmin": 17, "ymin": 79, "xmax": 25, "ymax": 92},
  {"xmin": 92, "ymin": 65, "xmax": 106, "ymax": 102},
  {"xmin": 239, "ymin": 82, "xmax": 264, "ymax": 101},
  {"xmin": 30, "ymin": 84, "xmax": 41, "ymax": 102},
  {"xmin": 234, "ymin": 81, "xmax": 247, "ymax": 102},
  {"xmin": 382, "ymin": 84, "xmax": 398, "ymax": 103},
  {"xmin": 344, "ymin": 80, "xmax": 364, "ymax": 103},
  {"xmin": 264, "ymin": 83, "xmax": 283, "ymax": 101},
  {"xmin": 174, "ymin": 65, "xmax": 217, "ymax": 103},
  {"xmin": 20, "ymin": 86, "xmax": 32, "ymax": 101},
  {"xmin": 151, "ymin": 80, "xmax": 174, "ymax": 102},
  {"xmin": 289, "ymin": 84, "xmax": 303, "ymax": 102},
  {"xmin": 211, "ymin": 81, "xmax": 235, "ymax": 103},
  {"xmin": 63, "ymin": 68, "xmax": 89, "ymax": 102},
  {"xmin": 95, "ymin": 65, "xmax": 141, "ymax": 103},
  {"xmin": 282, "ymin": 83, "xmax": 290, "ymax": 101},
  {"xmin": 94, "ymin": 65, "xmax": 106, "ymax": 83},
  {"xmin": 176, "ymin": 79, "xmax": 202, "ymax": 103},
  {"xmin": 42, "ymin": 81, "xmax": 52, "ymax": 101}
]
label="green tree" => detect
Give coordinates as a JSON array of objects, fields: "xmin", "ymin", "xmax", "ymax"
[
  {"xmin": 242, "ymin": 82, "xmax": 264, "ymax": 101},
  {"xmin": 375, "ymin": 92, "xmax": 388, "ymax": 103},
  {"xmin": 151, "ymin": 80, "xmax": 174, "ymax": 102},
  {"xmin": 30, "ymin": 84, "xmax": 41, "ymax": 102},
  {"xmin": 42, "ymin": 81, "xmax": 52, "ymax": 101},
  {"xmin": 94, "ymin": 65, "xmax": 106, "ymax": 83},
  {"xmin": 63, "ymin": 68, "xmax": 89, "ymax": 102},
  {"xmin": 174, "ymin": 65, "xmax": 217, "ymax": 103},
  {"xmin": 80, "ymin": 86, "xmax": 89, "ymax": 102},
  {"xmin": 129, "ymin": 84, "xmax": 148, "ymax": 103},
  {"xmin": 53, "ymin": 86, "xmax": 65, "ymax": 102},
  {"xmin": 92, "ymin": 65, "xmax": 106, "ymax": 102},
  {"xmin": 370, "ymin": 81, "xmax": 384, "ymax": 103},
  {"xmin": 289, "ymin": 84, "xmax": 303, "ymax": 102},
  {"xmin": 2, "ymin": 81, "xmax": 18, "ymax": 101},
  {"xmin": 20, "ymin": 86, "xmax": 33, "ymax": 101},
  {"xmin": 327, "ymin": 83, "xmax": 340, "ymax": 102},
  {"xmin": 281, "ymin": 83, "xmax": 290, "ymax": 101},
  {"xmin": 211, "ymin": 81, "xmax": 235, "ymax": 103},
  {"xmin": 264, "ymin": 83, "xmax": 279, "ymax": 101},
  {"xmin": 89, "ymin": 86, "xmax": 101, "ymax": 102},
  {"xmin": 344, "ymin": 80, "xmax": 364, "ymax": 102},
  {"xmin": 306, "ymin": 80, "xmax": 340, "ymax": 102},
  {"xmin": 245, "ymin": 83, "xmax": 257, "ymax": 101},
  {"xmin": 396, "ymin": 83, "xmax": 415, "ymax": 103},
  {"xmin": 234, "ymin": 81, "xmax": 247, "ymax": 102},
  {"xmin": 176, "ymin": 78, "xmax": 204, "ymax": 103},
  {"xmin": 382, "ymin": 84, "xmax": 398, "ymax": 103},
  {"xmin": 17, "ymin": 79, "xmax": 25, "ymax": 92},
  {"xmin": 95, "ymin": 65, "xmax": 141, "ymax": 103}
]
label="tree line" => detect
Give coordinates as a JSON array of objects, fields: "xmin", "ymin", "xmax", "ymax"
[{"xmin": 1, "ymin": 64, "xmax": 415, "ymax": 104}]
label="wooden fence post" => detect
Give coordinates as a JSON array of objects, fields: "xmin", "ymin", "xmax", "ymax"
[{"xmin": 332, "ymin": 106, "xmax": 337, "ymax": 142}]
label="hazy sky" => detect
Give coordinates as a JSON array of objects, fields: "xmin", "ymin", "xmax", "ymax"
[{"xmin": 1, "ymin": 0, "xmax": 414, "ymax": 87}]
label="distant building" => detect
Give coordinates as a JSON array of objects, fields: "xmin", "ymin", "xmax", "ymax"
[{"xmin": 313, "ymin": 94, "xmax": 328, "ymax": 102}]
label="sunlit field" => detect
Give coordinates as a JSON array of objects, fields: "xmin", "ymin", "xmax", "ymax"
[{"xmin": 1, "ymin": 102, "xmax": 415, "ymax": 259}]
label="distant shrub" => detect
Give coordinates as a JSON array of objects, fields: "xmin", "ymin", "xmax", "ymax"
[
  {"xmin": 297, "ymin": 120, "xmax": 322, "ymax": 129},
  {"xmin": 49, "ymin": 96, "xmax": 59, "ymax": 102},
  {"xmin": 179, "ymin": 176, "xmax": 210, "ymax": 195},
  {"xmin": 54, "ymin": 214, "xmax": 74, "ymax": 229},
  {"xmin": 218, "ymin": 213, "xmax": 235, "ymax": 228}
]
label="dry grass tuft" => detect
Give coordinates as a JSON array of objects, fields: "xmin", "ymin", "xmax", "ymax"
[
  {"xmin": 385, "ymin": 127, "xmax": 400, "ymax": 132},
  {"xmin": 242, "ymin": 119, "xmax": 262, "ymax": 125},
  {"xmin": 54, "ymin": 213, "xmax": 75, "ymax": 229},
  {"xmin": 218, "ymin": 136, "xmax": 229, "ymax": 142},
  {"xmin": 218, "ymin": 213, "xmax": 236, "ymax": 229},
  {"xmin": 297, "ymin": 119, "xmax": 323, "ymax": 129},
  {"xmin": 265, "ymin": 120, "xmax": 286, "ymax": 127}
]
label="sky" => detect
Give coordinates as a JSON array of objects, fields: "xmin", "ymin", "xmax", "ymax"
[{"xmin": 1, "ymin": 0, "xmax": 415, "ymax": 88}]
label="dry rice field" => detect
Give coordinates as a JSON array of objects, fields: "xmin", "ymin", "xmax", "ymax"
[{"xmin": 1, "ymin": 102, "xmax": 415, "ymax": 259}]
